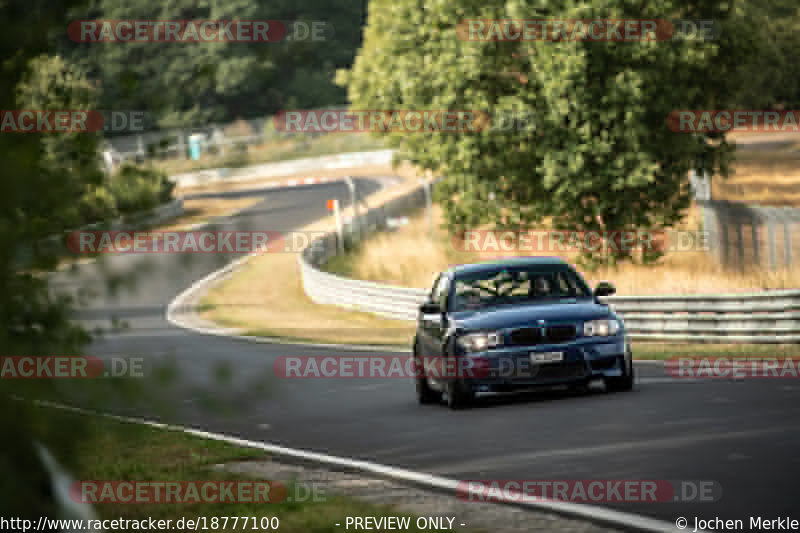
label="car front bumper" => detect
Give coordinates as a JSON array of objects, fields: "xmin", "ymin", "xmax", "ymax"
[{"xmin": 458, "ymin": 337, "xmax": 629, "ymax": 392}]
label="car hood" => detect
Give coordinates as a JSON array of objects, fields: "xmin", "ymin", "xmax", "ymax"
[{"xmin": 451, "ymin": 300, "xmax": 613, "ymax": 331}]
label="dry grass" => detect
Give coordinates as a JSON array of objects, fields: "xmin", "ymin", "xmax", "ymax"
[
  {"xmin": 198, "ymin": 162, "xmax": 423, "ymax": 346},
  {"xmin": 201, "ymin": 252, "xmax": 415, "ymax": 345},
  {"xmin": 715, "ymin": 160, "xmax": 800, "ymax": 206},
  {"xmin": 713, "ymin": 134, "xmax": 800, "ymax": 206},
  {"xmin": 335, "ymin": 205, "xmax": 800, "ymax": 295},
  {"xmin": 590, "ymin": 253, "xmax": 800, "ymax": 295}
]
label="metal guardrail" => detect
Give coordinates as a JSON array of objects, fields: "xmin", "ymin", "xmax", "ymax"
[
  {"xmin": 299, "ymin": 186, "xmax": 800, "ymax": 343},
  {"xmin": 606, "ymin": 292, "xmax": 800, "ymax": 343}
]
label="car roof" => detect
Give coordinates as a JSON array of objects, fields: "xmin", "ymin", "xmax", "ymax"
[{"xmin": 446, "ymin": 257, "xmax": 570, "ymax": 277}]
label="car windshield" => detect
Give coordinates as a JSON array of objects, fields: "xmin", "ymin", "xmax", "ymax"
[{"xmin": 450, "ymin": 266, "xmax": 592, "ymax": 312}]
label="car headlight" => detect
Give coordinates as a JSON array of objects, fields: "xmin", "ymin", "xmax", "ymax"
[
  {"xmin": 583, "ymin": 319, "xmax": 621, "ymax": 337},
  {"xmin": 457, "ymin": 332, "xmax": 503, "ymax": 352}
]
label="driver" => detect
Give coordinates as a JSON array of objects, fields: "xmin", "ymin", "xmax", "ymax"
[
  {"xmin": 531, "ymin": 276, "xmax": 552, "ymax": 298},
  {"xmin": 455, "ymin": 289, "xmax": 483, "ymax": 309}
]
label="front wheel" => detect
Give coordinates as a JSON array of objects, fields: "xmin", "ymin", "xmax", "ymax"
[
  {"xmin": 446, "ymin": 379, "xmax": 474, "ymax": 409},
  {"xmin": 414, "ymin": 343, "xmax": 440, "ymax": 405},
  {"xmin": 416, "ymin": 374, "xmax": 440, "ymax": 405}
]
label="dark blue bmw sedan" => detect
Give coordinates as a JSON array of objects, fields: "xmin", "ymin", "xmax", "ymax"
[{"xmin": 413, "ymin": 257, "xmax": 633, "ymax": 409}]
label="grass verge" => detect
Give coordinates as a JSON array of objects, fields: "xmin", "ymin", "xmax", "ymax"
[
  {"xmin": 328, "ymin": 204, "xmax": 800, "ymax": 295},
  {"xmin": 714, "ymin": 132, "xmax": 800, "ymax": 206},
  {"xmin": 632, "ymin": 343, "xmax": 800, "ymax": 360},
  {"xmin": 40, "ymin": 407, "xmax": 459, "ymax": 533},
  {"xmin": 156, "ymin": 133, "xmax": 387, "ymax": 176}
]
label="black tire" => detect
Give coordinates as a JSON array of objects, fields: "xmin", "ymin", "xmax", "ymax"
[
  {"xmin": 416, "ymin": 373, "xmax": 441, "ymax": 405},
  {"xmin": 446, "ymin": 378, "xmax": 474, "ymax": 409},
  {"xmin": 442, "ymin": 342, "xmax": 474, "ymax": 409},
  {"xmin": 414, "ymin": 342, "xmax": 440, "ymax": 405},
  {"xmin": 606, "ymin": 356, "xmax": 634, "ymax": 392}
]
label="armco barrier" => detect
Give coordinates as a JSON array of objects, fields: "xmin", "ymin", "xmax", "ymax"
[{"xmin": 299, "ymin": 196, "xmax": 800, "ymax": 343}]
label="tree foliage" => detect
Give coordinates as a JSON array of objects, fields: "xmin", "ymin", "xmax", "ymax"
[
  {"xmin": 64, "ymin": 0, "xmax": 365, "ymax": 127},
  {"xmin": 1, "ymin": 4, "xmax": 176, "ymax": 520},
  {"xmin": 342, "ymin": 0, "xmax": 760, "ymax": 267},
  {"xmin": 0, "ymin": 0, "xmax": 98, "ymax": 518},
  {"xmin": 2, "ymin": 13, "xmax": 102, "ymax": 355},
  {"xmin": 733, "ymin": 0, "xmax": 800, "ymax": 109}
]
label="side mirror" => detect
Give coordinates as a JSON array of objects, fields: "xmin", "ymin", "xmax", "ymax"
[
  {"xmin": 419, "ymin": 301, "xmax": 442, "ymax": 314},
  {"xmin": 594, "ymin": 281, "xmax": 616, "ymax": 298}
]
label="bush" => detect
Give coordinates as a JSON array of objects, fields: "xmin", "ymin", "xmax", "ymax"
[
  {"xmin": 220, "ymin": 144, "xmax": 250, "ymax": 168},
  {"xmin": 78, "ymin": 163, "xmax": 174, "ymax": 224},
  {"xmin": 78, "ymin": 186, "xmax": 118, "ymax": 224}
]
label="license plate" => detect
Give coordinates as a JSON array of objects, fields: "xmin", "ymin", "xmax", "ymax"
[{"xmin": 530, "ymin": 351, "xmax": 564, "ymax": 364}]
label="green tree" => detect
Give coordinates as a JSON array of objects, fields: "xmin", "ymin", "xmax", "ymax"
[
  {"xmin": 16, "ymin": 54, "xmax": 110, "ymax": 226},
  {"xmin": 1, "ymin": 0, "xmax": 173, "ymax": 516},
  {"xmin": 341, "ymin": 0, "xmax": 759, "ymax": 267},
  {"xmin": 0, "ymin": 0, "xmax": 99, "ymax": 519},
  {"xmin": 64, "ymin": 0, "xmax": 365, "ymax": 127}
]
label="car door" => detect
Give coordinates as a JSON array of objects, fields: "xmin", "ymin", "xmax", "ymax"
[{"xmin": 417, "ymin": 273, "xmax": 449, "ymax": 363}]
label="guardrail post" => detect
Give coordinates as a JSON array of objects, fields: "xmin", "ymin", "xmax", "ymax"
[
  {"xmin": 344, "ymin": 176, "xmax": 360, "ymax": 242},
  {"xmin": 720, "ymin": 211, "xmax": 729, "ymax": 266},
  {"xmin": 735, "ymin": 219, "xmax": 745, "ymax": 271},
  {"xmin": 331, "ymin": 199, "xmax": 344, "ymax": 255},
  {"xmin": 768, "ymin": 219, "xmax": 777, "ymax": 271},
  {"xmin": 751, "ymin": 217, "xmax": 759, "ymax": 268},
  {"xmin": 785, "ymin": 220, "xmax": 793, "ymax": 268}
]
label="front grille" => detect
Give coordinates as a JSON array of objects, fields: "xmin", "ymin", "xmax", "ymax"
[
  {"xmin": 546, "ymin": 325, "xmax": 577, "ymax": 343},
  {"xmin": 509, "ymin": 324, "xmax": 577, "ymax": 346},
  {"xmin": 509, "ymin": 327, "xmax": 543, "ymax": 346},
  {"xmin": 535, "ymin": 361, "xmax": 587, "ymax": 380}
]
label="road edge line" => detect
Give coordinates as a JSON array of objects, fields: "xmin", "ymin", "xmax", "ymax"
[{"xmin": 32, "ymin": 399, "xmax": 680, "ymax": 533}]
